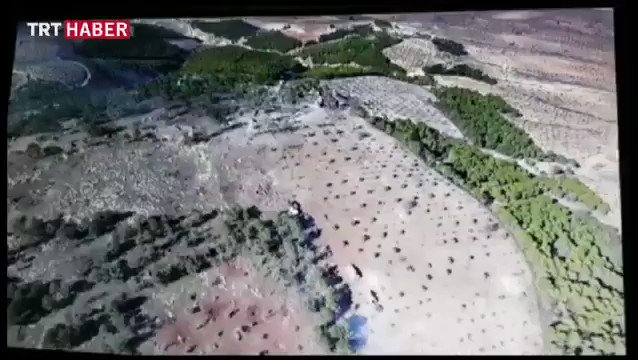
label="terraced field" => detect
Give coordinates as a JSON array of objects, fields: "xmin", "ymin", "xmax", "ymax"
[{"xmin": 326, "ymin": 76, "xmax": 463, "ymax": 139}]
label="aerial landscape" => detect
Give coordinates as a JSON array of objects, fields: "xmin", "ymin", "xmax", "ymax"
[{"xmin": 6, "ymin": 9, "xmax": 624, "ymax": 355}]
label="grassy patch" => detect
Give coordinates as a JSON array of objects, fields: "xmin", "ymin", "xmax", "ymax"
[
  {"xmin": 425, "ymin": 63, "xmax": 497, "ymax": 85},
  {"xmin": 181, "ymin": 45, "xmax": 305, "ymax": 86},
  {"xmin": 365, "ymin": 116, "xmax": 623, "ymax": 355},
  {"xmin": 432, "ymin": 37, "xmax": 468, "ymax": 56},
  {"xmin": 299, "ymin": 34, "xmax": 404, "ymax": 77},
  {"xmin": 245, "ymin": 30, "xmax": 302, "ymax": 52},
  {"xmin": 191, "ymin": 19, "xmax": 259, "ymax": 40}
]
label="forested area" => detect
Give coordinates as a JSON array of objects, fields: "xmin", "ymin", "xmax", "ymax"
[
  {"xmin": 190, "ymin": 19, "xmax": 260, "ymax": 40},
  {"xmin": 431, "ymin": 37, "xmax": 469, "ymax": 56},
  {"xmin": 181, "ymin": 46, "xmax": 306, "ymax": 85},
  {"xmin": 8, "ymin": 81, "xmax": 106, "ymax": 137},
  {"xmin": 432, "ymin": 86, "xmax": 544, "ymax": 158},
  {"xmin": 299, "ymin": 35, "xmax": 405, "ymax": 77},
  {"xmin": 366, "ymin": 115, "xmax": 624, "ymax": 355},
  {"xmin": 305, "ymin": 65, "xmax": 384, "ymax": 79},
  {"xmin": 221, "ymin": 207, "xmax": 352, "ymax": 353},
  {"xmin": 245, "ymin": 30, "xmax": 302, "ymax": 53},
  {"xmin": 424, "ymin": 63, "xmax": 498, "ymax": 85},
  {"xmin": 135, "ymin": 73, "xmax": 238, "ymax": 101},
  {"xmin": 73, "ymin": 25, "xmax": 186, "ymax": 60}
]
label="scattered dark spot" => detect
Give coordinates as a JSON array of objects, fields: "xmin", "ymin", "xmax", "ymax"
[
  {"xmin": 229, "ymin": 308, "xmax": 240, "ymax": 318},
  {"xmin": 352, "ymin": 264, "xmax": 363, "ymax": 278}
]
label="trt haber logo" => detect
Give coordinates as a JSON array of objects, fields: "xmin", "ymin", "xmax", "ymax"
[{"xmin": 26, "ymin": 20, "xmax": 131, "ymax": 40}]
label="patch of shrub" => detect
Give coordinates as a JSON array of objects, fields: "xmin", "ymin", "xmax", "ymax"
[
  {"xmin": 373, "ymin": 19, "xmax": 393, "ymax": 29},
  {"xmin": 299, "ymin": 35, "xmax": 404, "ymax": 77},
  {"xmin": 7, "ymin": 279, "xmax": 94, "ymax": 326},
  {"xmin": 72, "ymin": 29, "xmax": 185, "ymax": 60},
  {"xmin": 318, "ymin": 24, "xmax": 375, "ymax": 43},
  {"xmin": 42, "ymin": 313, "xmax": 114, "ymax": 349},
  {"xmin": 305, "ymin": 65, "xmax": 383, "ymax": 79},
  {"xmin": 245, "ymin": 30, "xmax": 302, "ymax": 52},
  {"xmin": 181, "ymin": 45, "xmax": 306, "ymax": 86},
  {"xmin": 432, "ymin": 86, "xmax": 538, "ymax": 158},
  {"xmin": 432, "ymin": 37, "xmax": 468, "ymax": 56},
  {"xmin": 425, "ymin": 63, "xmax": 497, "ymax": 85},
  {"xmin": 191, "ymin": 19, "xmax": 259, "ymax": 40}
]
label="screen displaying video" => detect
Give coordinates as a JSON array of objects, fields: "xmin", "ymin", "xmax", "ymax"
[{"xmin": 7, "ymin": 9, "xmax": 624, "ymax": 355}]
